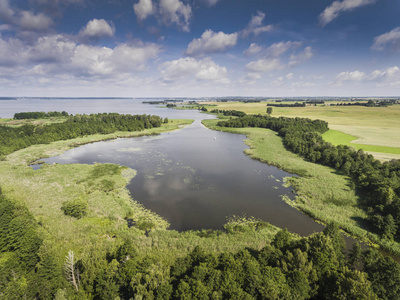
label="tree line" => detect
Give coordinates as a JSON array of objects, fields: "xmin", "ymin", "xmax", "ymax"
[
  {"xmin": 333, "ymin": 100, "xmax": 391, "ymax": 107},
  {"xmin": 266, "ymin": 102, "xmax": 306, "ymax": 107},
  {"xmin": 14, "ymin": 111, "xmax": 69, "ymax": 120},
  {"xmin": 0, "ymin": 113, "xmax": 164, "ymax": 156},
  {"xmin": 210, "ymin": 109, "xmax": 247, "ymax": 117},
  {"xmin": 217, "ymin": 114, "xmax": 400, "ymax": 241}
]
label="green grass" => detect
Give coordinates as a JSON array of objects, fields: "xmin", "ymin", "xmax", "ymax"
[
  {"xmin": 323, "ymin": 130, "xmax": 400, "ymax": 155},
  {"xmin": 203, "ymin": 118, "xmax": 400, "ymax": 255}
]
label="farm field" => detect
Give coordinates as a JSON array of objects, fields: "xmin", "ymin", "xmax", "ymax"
[{"xmin": 204, "ymin": 102, "xmax": 400, "ymax": 160}]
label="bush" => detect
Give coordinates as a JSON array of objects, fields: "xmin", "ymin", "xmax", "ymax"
[{"xmin": 61, "ymin": 198, "xmax": 88, "ymax": 219}]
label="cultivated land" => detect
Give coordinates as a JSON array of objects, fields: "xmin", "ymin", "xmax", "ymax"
[
  {"xmin": 203, "ymin": 102, "xmax": 400, "ymax": 161},
  {"xmin": 0, "ymin": 118, "xmax": 283, "ymax": 266}
]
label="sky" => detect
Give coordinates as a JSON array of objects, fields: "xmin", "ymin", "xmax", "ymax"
[{"xmin": 0, "ymin": 0, "xmax": 399, "ymax": 97}]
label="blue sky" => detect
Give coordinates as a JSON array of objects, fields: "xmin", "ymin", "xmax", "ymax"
[{"xmin": 0, "ymin": 0, "xmax": 399, "ymax": 97}]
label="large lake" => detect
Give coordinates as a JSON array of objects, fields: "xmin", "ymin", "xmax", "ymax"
[{"xmin": 1, "ymin": 98, "xmax": 324, "ymax": 234}]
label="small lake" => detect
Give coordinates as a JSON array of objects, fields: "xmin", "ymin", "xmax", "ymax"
[{"xmin": 15, "ymin": 98, "xmax": 324, "ymax": 234}]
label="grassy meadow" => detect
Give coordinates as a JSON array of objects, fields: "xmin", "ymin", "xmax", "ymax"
[
  {"xmin": 0, "ymin": 118, "xmax": 286, "ymax": 268},
  {"xmin": 202, "ymin": 117, "xmax": 400, "ymax": 255},
  {"xmin": 0, "ymin": 116, "xmax": 68, "ymax": 127},
  {"xmin": 203, "ymin": 102, "xmax": 400, "ymax": 160}
]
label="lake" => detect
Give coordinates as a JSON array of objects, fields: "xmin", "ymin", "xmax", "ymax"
[{"xmin": 1, "ymin": 98, "xmax": 324, "ymax": 234}]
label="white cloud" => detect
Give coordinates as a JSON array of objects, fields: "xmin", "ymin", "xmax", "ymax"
[
  {"xmin": 0, "ymin": 33, "xmax": 161, "ymax": 78},
  {"xmin": 334, "ymin": 70, "xmax": 366, "ymax": 86},
  {"xmin": 185, "ymin": 30, "xmax": 238, "ymax": 56},
  {"xmin": 160, "ymin": 57, "xmax": 229, "ymax": 83},
  {"xmin": 333, "ymin": 67, "xmax": 400, "ymax": 87},
  {"xmin": 289, "ymin": 46, "xmax": 313, "ymax": 66},
  {"xmin": 246, "ymin": 58, "xmax": 282, "ymax": 72},
  {"xmin": 69, "ymin": 42, "xmax": 161, "ymax": 76},
  {"xmin": 109, "ymin": 43, "xmax": 161, "ymax": 72},
  {"xmin": 133, "ymin": 0, "xmax": 155, "ymax": 21},
  {"xmin": 0, "ymin": 0, "xmax": 53, "ymax": 32},
  {"xmin": 366, "ymin": 66, "xmax": 400, "ymax": 83},
  {"xmin": 159, "ymin": 0, "xmax": 192, "ymax": 32},
  {"xmin": 244, "ymin": 43, "xmax": 262, "ymax": 56},
  {"xmin": 336, "ymin": 70, "xmax": 366, "ymax": 81},
  {"xmin": 319, "ymin": 0, "xmax": 375, "ymax": 26},
  {"xmin": 19, "ymin": 11, "xmax": 53, "ymax": 31},
  {"xmin": 265, "ymin": 41, "xmax": 302, "ymax": 58},
  {"xmin": 0, "ymin": 35, "xmax": 24, "ymax": 66},
  {"xmin": 203, "ymin": 0, "xmax": 219, "ymax": 6},
  {"xmin": 79, "ymin": 19, "xmax": 115, "ymax": 39},
  {"xmin": 372, "ymin": 27, "xmax": 400, "ymax": 52},
  {"xmin": 28, "ymin": 34, "xmax": 76, "ymax": 63},
  {"xmin": 245, "ymin": 41, "xmax": 311, "ymax": 73},
  {"xmin": 242, "ymin": 11, "xmax": 273, "ymax": 37}
]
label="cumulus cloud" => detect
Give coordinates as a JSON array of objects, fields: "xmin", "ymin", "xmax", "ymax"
[
  {"xmin": 265, "ymin": 41, "xmax": 302, "ymax": 58},
  {"xmin": 28, "ymin": 34, "xmax": 76, "ymax": 63},
  {"xmin": 0, "ymin": 35, "xmax": 25, "ymax": 66},
  {"xmin": 366, "ymin": 66, "xmax": 400, "ymax": 84},
  {"xmin": 244, "ymin": 43, "xmax": 262, "ymax": 56},
  {"xmin": 372, "ymin": 27, "xmax": 400, "ymax": 52},
  {"xmin": 69, "ymin": 42, "xmax": 161, "ymax": 76},
  {"xmin": 160, "ymin": 57, "xmax": 229, "ymax": 83},
  {"xmin": 79, "ymin": 19, "xmax": 115, "ymax": 39},
  {"xmin": 185, "ymin": 30, "xmax": 238, "ymax": 56},
  {"xmin": 245, "ymin": 41, "xmax": 311, "ymax": 74},
  {"xmin": 133, "ymin": 0, "xmax": 155, "ymax": 21},
  {"xmin": 0, "ymin": 33, "xmax": 161, "ymax": 78},
  {"xmin": 289, "ymin": 46, "xmax": 313, "ymax": 66},
  {"xmin": 134, "ymin": 0, "xmax": 192, "ymax": 31},
  {"xmin": 335, "ymin": 70, "xmax": 366, "ymax": 83},
  {"xmin": 319, "ymin": 0, "xmax": 375, "ymax": 26},
  {"xmin": 334, "ymin": 67, "xmax": 400, "ymax": 87},
  {"xmin": 242, "ymin": 11, "xmax": 273, "ymax": 37},
  {"xmin": 159, "ymin": 0, "xmax": 192, "ymax": 32},
  {"xmin": 246, "ymin": 58, "xmax": 282, "ymax": 72},
  {"xmin": 0, "ymin": 0, "xmax": 53, "ymax": 32}
]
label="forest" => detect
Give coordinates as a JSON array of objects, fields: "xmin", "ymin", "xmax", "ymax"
[
  {"xmin": 2, "ymin": 187, "xmax": 400, "ymax": 299},
  {"xmin": 0, "ymin": 113, "xmax": 164, "ymax": 157},
  {"xmin": 217, "ymin": 114, "xmax": 400, "ymax": 241}
]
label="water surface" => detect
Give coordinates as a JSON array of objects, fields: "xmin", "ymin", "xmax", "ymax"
[{"xmin": 27, "ymin": 99, "xmax": 324, "ymax": 234}]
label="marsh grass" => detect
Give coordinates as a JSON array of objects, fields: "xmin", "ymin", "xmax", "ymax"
[
  {"xmin": 0, "ymin": 118, "xmax": 289, "ymax": 265},
  {"xmin": 202, "ymin": 118, "xmax": 400, "ymax": 255}
]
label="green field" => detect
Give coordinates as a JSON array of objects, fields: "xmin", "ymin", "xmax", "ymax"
[
  {"xmin": 204, "ymin": 102, "xmax": 400, "ymax": 160},
  {"xmin": 323, "ymin": 130, "xmax": 400, "ymax": 155}
]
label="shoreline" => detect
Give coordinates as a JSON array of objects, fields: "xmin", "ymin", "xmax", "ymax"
[{"xmin": 201, "ymin": 117, "xmax": 400, "ymax": 257}]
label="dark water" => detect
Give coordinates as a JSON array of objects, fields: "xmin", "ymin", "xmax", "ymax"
[{"xmin": 15, "ymin": 98, "xmax": 324, "ymax": 234}]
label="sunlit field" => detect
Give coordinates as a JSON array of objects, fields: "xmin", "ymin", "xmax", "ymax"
[{"xmin": 204, "ymin": 102, "xmax": 400, "ymax": 160}]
